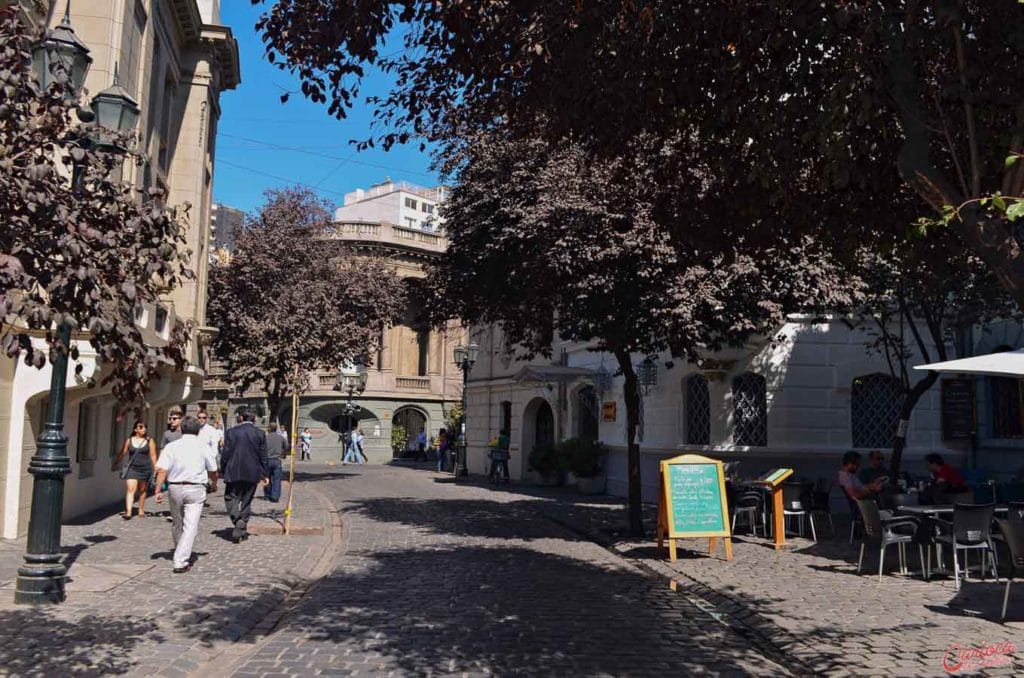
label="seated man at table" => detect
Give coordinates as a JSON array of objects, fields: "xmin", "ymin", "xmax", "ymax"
[
  {"xmin": 838, "ymin": 450, "xmax": 886, "ymax": 501},
  {"xmin": 925, "ymin": 453, "xmax": 967, "ymax": 492},
  {"xmin": 858, "ymin": 449, "xmax": 887, "ymax": 485}
]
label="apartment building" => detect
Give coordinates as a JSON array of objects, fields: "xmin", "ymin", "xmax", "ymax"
[{"xmin": 0, "ymin": 0, "xmax": 239, "ymax": 537}]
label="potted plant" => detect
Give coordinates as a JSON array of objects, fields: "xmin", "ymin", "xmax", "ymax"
[
  {"xmin": 562, "ymin": 438, "xmax": 609, "ymax": 494},
  {"xmin": 528, "ymin": 444, "xmax": 567, "ymax": 486}
]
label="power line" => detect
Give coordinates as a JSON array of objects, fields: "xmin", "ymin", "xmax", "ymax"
[
  {"xmin": 215, "ymin": 159, "xmax": 350, "ymax": 198},
  {"xmin": 216, "ymin": 132, "xmax": 435, "ymax": 178}
]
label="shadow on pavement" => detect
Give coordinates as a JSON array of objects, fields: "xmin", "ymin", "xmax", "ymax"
[
  {"xmin": 0, "ymin": 609, "xmax": 164, "ymax": 675},
  {"xmin": 61, "ymin": 534, "xmax": 118, "ymax": 570},
  {"xmin": 291, "ymin": 471, "xmax": 358, "ymax": 483}
]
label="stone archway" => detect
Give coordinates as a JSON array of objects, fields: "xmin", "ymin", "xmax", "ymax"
[
  {"xmin": 307, "ymin": 401, "xmax": 382, "ymax": 458},
  {"xmin": 392, "ymin": 406, "xmax": 428, "ymax": 458}
]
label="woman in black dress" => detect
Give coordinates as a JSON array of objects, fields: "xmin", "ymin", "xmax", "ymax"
[{"xmin": 112, "ymin": 420, "xmax": 158, "ymax": 519}]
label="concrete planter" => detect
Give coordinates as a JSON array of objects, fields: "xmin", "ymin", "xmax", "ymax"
[
  {"xmin": 527, "ymin": 469, "xmax": 564, "ymax": 487},
  {"xmin": 576, "ymin": 474, "xmax": 607, "ymax": 495}
]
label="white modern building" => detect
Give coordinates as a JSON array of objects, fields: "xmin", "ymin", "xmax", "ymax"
[{"xmin": 335, "ymin": 179, "xmax": 448, "ymax": 232}]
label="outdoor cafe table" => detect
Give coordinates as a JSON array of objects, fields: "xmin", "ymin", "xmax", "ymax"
[{"xmin": 896, "ymin": 504, "xmax": 1010, "ymax": 517}]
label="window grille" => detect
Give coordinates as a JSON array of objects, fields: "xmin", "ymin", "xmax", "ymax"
[
  {"xmin": 685, "ymin": 374, "xmax": 711, "ymax": 445},
  {"xmin": 851, "ymin": 373, "xmax": 902, "ymax": 448},
  {"xmin": 991, "ymin": 377, "xmax": 1024, "ymax": 439},
  {"xmin": 732, "ymin": 372, "xmax": 767, "ymax": 447}
]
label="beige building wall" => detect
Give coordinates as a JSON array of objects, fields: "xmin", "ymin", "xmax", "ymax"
[{"xmin": 0, "ymin": 0, "xmax": 239, "ymax": 538}]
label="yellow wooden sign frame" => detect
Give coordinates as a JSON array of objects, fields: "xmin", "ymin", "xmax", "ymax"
[{"xmin": 656, "ymin": 454, "xmax": 732, "ymax": 562}]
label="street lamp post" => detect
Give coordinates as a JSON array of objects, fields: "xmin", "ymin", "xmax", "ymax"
[
  {"xmin": 334, "ymin": 363, "xmax": 368, "ymax": 428},
  {"xmin": 16, "ymin": 5, "xmax": 142, "ymax": 605},
  {"xmin": 452, "ymin": 342, "xmax": 479, "ymax": 477}
]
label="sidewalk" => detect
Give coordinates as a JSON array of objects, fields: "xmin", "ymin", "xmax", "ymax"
[
  {"xmin": 491, "ymin": 480, "xmax": 1024, "ymax": 676},
  {"xmin": 0, "ymin": 475, "xmax": 335, "ymax": 677}
]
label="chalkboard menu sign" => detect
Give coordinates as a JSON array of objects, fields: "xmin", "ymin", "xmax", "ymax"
[
  {"xmin": 660, "ymin": 454, "xmax": 730, "ymax": 538},
  {"xmin": 941, "ymin": 378, "xmax": 975, "ymax": 441}
]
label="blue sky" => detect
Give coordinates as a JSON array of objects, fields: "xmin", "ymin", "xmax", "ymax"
[{"xmin": 213, "ymin": 3, "xmax": 438, "ymax": 214}]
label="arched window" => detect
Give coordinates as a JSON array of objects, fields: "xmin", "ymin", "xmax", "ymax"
[
  {"xmin": 850, "ymin": 373, "xmax": 901, "ymax": 448},
  {"xmin": 990, "ymin": 346, "xmax": 1023, "ymax": 439},
  {"xmin": 684, "ymin": 374, "xmax": 710, "ymax": 445},
  {"xmin": 732, "ymin": 373, "xmax": 767, "ymax": 447}
]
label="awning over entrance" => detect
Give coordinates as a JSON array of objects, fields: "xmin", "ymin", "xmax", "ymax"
[
  {"xmin": 913, "ymin": 349, "xmax": 1024, "ymax": 378},
  {"xmin": 513, "ymin": 365, "xmax": 595, "ymax": 386}
]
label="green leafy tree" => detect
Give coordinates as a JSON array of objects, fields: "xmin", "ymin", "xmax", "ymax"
[
  {"xmin": 207, "ymin": 187, "xmax": 406, "ymax": 422},
  {"xmin": 0, "ymin": 10, "xmax": 193, "ymax": 406}
]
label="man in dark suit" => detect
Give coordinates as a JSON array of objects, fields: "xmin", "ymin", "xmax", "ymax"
[{"xmin": 220, "ymin": 408, "xmax": 269, "ymax": 543}]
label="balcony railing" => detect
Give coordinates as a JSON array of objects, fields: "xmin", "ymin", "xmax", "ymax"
[
  {"xmin": 396, "ymin": 376, "xmax": 431, "ymax": 391},
  {"xmin": 324, "ymin": 220, "xmax": 447, "ymax": 255}
]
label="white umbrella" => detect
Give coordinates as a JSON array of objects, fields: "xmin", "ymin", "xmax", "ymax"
[{"xmin": 913, "ymin": 349, "xmax": 1024, "ymax": 378}]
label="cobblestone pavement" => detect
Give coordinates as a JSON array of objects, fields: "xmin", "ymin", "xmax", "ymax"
[
  {"xmin": 529, "ymin": 485, "xmax": 1024, "ymax": 677},
  {"xmin": 0, "ymin": 467, "xmax": 334, "ymax": 677},
  {"xmin": 223, "ymin": 463, "xmax": 787, "ymax": 677}
]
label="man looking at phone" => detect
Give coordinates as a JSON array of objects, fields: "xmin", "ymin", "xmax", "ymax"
[
  {"xmin": 838, "ymin": 450, "xmax": 886, "ymax": 501},
  {"xmin": 858, "ymin": 450, "xmax": 887, "ymax": 485}
]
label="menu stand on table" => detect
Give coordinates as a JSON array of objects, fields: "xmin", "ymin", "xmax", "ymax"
[{"xmin": 753, "ymin": 468, "xmax": 795, "ymax": 549}]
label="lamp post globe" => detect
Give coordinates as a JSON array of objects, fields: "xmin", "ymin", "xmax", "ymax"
[
  {"xmin": 31, "ymin": 3, "xmax": 92, "ymax": 94},
  {"xmin": 90, "ymin": 78, "xmax": 141, "ymax": 144}
]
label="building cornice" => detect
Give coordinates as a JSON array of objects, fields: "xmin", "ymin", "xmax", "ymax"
[
  {"xmin": 168, "ymin": 0, "xmax": 203, "ymax": 44},
  {"xmin": 200, "ymin": 24, "xmax": 241, "ymax": 91}
]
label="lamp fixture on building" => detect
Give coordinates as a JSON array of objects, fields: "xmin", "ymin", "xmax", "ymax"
[
  {"xmin": 638, "ymin": 357, "xmax": 658, "ymax": 396},
  {"xmin": 31, "ymin": 1, "xmax": 92, "ymax": 94},
  {"xmin": 16, "ymin": 8, "xmax": 142, "ymax": 606},
  {"xmin": 90, "ymin": 67, "xmax": 141, "ymax": 148},
  {"xmin": 451, "ymin": 342, "xmax": 479, "ymax": 476},
  {"xmin": 335, "ymin": 362, "xmax": 368, "ymax": 417}
]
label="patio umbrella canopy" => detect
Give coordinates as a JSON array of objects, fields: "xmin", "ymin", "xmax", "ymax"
[{"xmin": 914, "ymin": 349, "xmax": 1024, "ymax": 377}]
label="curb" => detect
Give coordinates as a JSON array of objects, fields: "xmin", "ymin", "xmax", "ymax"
[
  {"xmin": 185, "ymin": 482, "xmax": 341, "ymax": 678},
  {"xmin": 543, "ymin": 511, "xmax": 821, "ymax": 678}
]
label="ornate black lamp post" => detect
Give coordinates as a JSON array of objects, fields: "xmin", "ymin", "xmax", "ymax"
[
  {"xmin": 16, "ymin": 4, "xmax": 142, "ymax": 605},
  {"xmin": 334, "ymin": 363, "xmax": 368, "ymax": 425},
  {"xmin": 452, "ymin": 342, "xmax": 479, "ymax": 476}
]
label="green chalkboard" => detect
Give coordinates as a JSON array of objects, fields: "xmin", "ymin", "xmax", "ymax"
[{"xmin": 665, "ymin": 461, "xmax": 728, "ymax": 536}]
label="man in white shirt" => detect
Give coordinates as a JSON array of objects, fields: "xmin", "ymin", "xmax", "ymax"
[
  {"xmin": 196, "ymin": 410, "xmax": 224, "ymax": 464},
  {"xmin": 154, "ymin": 416, "xmax": 219, "ymax": 573}
]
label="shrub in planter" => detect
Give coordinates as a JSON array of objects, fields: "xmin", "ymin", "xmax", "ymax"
[
  {"xmin": 528, "ymin": 444, "xmax": 567, "ymax": 484},
  {"xmin": 561, "ymin": 438, "xmax": 609, "ymax": 479}
]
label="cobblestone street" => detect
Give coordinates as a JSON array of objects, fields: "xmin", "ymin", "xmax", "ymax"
[
  {"xmin": 221, "ymin": 464, "xmax": 784, "ymax": 677},
  {"xmin": 0, "ymin": 472, "xmax": 334, "ymax": 677},
  {"xmin": 4, "ymin": 464, "xmax": 1024, "ymax": 676}
]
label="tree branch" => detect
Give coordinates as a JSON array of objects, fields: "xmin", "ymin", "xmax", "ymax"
[{"xmin": 951, "ymin": 20, "xmax": 981, "ymax": 196}]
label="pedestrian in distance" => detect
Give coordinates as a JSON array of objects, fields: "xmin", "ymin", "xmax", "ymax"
[
  {"xmin": 264, "ymin": 421, "xmax": 290, "ymax": 502},
  {"xmin": 153, "ymin": 415, "xmax": 219, "ymax": 573},
  {"xmin": 111, "ymin": 420, "xmax": 158, "ymax": 519},
  {"xmin": 300, "ymin": 427, "xmax": 312, "ymax": 461},
  {"xmin": 220, "ymin": 407, "xmax": 269, "ymax": 543},
  {"xmin": 415, "ymin": 428, "xmax": 428, "ymax": 462},
  {"xmin": 161, "ymin": 409, "xmax": 183, "ymax": 449},
  {"xmin": 342, "ymin": 427, "xmax": 362, "ymax": 464},
  {"xmin": 357, "ymin": 428, "xmax": 367, "ymax": 463},
  {"xmin": 197, "ymin": 409, "xmax": 224, "ymax": 466},
  {"xmin": 436, "ymin": 428, "xmax": 449, "ymax": 472}
]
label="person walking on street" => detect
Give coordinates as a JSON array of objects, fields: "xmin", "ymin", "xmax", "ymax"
[
  {"xmin": 264, "ymin": 421, "xmax": 290, "ymax": 502},
  {"xmin": 343, "ymin": 427, "xmax": 362, "ymax": 464},
  {"xmin": 197, "ymin": 410, "xmax": 224, "ymax": 465},
  {"xmin": 436, "ymin": 428, "xmax": 449, "ymax": 472},
  {"xmin": 112, "ymin": 420, "xmax": 158, "ymax": 519},
  {"xmin": 415, "ymin": 429, "xmax": 428, "ymax": 462},
  {"xmin": 153, "ymin": 416, "xmax": 218, "ymax": 573},
  {"xmin": 161, "ymin": 409, "xmax": 183, "ymax": 449},
  {"xmin": 356, "ymin": 428, "xmax": 367, "ymax": 463},
  {"xmin": 220, "ymin": 408, "xmax": 269, "ymax": 543},
  {"xmin": 300, "ymin": 428, "xmax": 312, "ymax": 461}
]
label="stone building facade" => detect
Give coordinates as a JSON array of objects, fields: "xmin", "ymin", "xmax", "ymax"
[
  {"xmin": 461, "ymin": 317, "xmax": 1024, "ymax": 505},
  {"xmin": 205, "ymin": 182, "xmax": 465, "ymax": 463},
  {"xmin": 0, "ymin": 0, "xmax": 239, "ymax": 537}
]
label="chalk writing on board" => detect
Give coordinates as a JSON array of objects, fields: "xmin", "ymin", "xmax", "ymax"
[{"xmin": 667, "ymin": 463, "xmax": 725, "ymax": 534}]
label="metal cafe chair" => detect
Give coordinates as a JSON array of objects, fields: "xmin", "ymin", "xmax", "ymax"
[
  {"xmin": 782, "ymin": 482, "xmax": 817, "ymax": 541},
  {"xmin": 856, "ymin": 498, "xmax": 921, "ymax": 582},
  {"xmin": 732, "ymin": 490, "xmax": 767, "ymax": 537},
  {"xmin": 809, "ymin": 480, "xmax": 836, "ymax": 538},
  {"xmin": 995, "ymin": 519, "xmax": 1024, "ymax": 622},
  {"xmin": 934, "ymin": 503, "xmax": 999, "ymax": 590}
]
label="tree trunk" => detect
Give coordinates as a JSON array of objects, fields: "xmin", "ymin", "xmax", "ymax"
[
  {"xmin": 889, "ymin": 371, "xmax": 940, "ymax": 478},
  {"xmin": 613, "ymin": 348, "xmax": 644, "ymax": 537},
  {"xmin": 267, "ymin": 392, "xmax": 282, "ymax": 424}
]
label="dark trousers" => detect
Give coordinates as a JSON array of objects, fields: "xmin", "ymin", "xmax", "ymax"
[
  {"xmin": 224, "ymin": 481, "xmax": 257, "ymax": 536},
  {"xmin": 265, "ymin": 458, "xmax": 283, "ymax": 502}
]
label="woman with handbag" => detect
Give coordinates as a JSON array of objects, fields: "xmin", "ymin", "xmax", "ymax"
[{"xmin": 112, "ymin": 420, "xmax": 158, "ymax": 519}]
